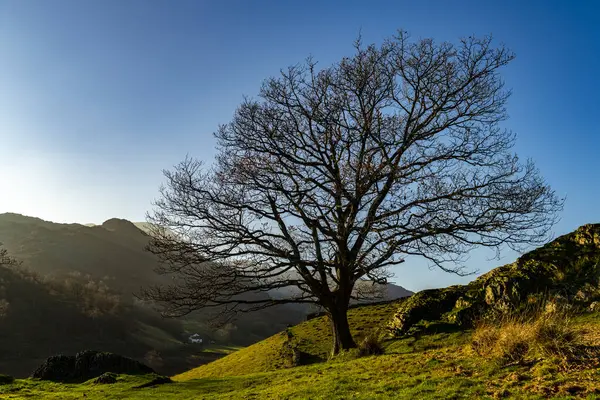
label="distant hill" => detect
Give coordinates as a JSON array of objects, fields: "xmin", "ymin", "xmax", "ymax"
[
  {"xmin": 268, "ymin": 275, "xmax": 413, "ymax": 306},
  {"xmin": 0, "ymin": 214, "xmax": 164, "ymax": 295},
  {"xmin": 0, "ymin": 214, "xmax": 307, "ymax": 376},
  {"xmin": 383, "ymin": 282, "xmax": 414, "ymax": 300}
]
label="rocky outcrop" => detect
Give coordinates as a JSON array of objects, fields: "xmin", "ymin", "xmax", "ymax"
[
  {"xmin": 31, "ymin": 350, "xmax": 154, "ymax": 382},
  {"xmin": 388, "ymin": 286, "xmax": 466, "ymax": 334},
  {"xmin": 92, "ymin": 372, "xmax": 118, "ymax": 384},
  {"xmin": 389, "ymin": 224, "xmax": 600, "ymax": 336}
]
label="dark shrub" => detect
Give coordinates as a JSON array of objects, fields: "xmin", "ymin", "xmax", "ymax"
[
  {"xmin": 92, "ymin": 372, "xmax": 118, "ymax": 384},
  {"xmin": 358, "ymin": 333, "xmax": 384, "ymax": 357}
]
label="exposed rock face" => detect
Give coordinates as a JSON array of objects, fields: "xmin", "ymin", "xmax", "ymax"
[
  {"xmin": 31, "ymin": 355, "xmax": 75, "ymax": 382},
  {"xmin": 389, "ymin": 224, "xmax": 600, "ymax": 336},
  {"xmin": 388, "ymin": 286, "xmax": 465, "ymax": 335},
  {"xmin": 31, "ymin": 350, "xmax": 154, "ymax": 382}
]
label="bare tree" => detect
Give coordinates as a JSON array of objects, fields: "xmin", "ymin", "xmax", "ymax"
[{"xmin": 141, "ymin": 32, "xmax": 563, "ymax": 356}]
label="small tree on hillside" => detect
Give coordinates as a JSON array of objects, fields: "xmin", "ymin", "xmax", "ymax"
[
  {"xmin": 141, "ymin": 32, "xmax": 563, "ymax": 356},
  {"xmin": 0, "ymin": 246, "xmax": 19, "ymax": 318},
  {"xmin": 0, "ymin": 247, "xmax": 17, "ymax": 269}
]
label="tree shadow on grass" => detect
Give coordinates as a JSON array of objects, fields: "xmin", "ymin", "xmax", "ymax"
[{"xmin": 174, "ymin": 375, "xmax": 272, "ymax": 395}]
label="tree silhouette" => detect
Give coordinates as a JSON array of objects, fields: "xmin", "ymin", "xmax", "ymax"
[{"xmin": 141, "ymin": 32, "xmax": 563, "ymax": 355}]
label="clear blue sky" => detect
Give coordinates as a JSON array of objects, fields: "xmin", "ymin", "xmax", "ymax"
[{"xmin": 0, "ymin": 0, "xmax": 598, "ymax": 290}]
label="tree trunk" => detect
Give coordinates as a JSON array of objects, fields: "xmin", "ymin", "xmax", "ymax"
[{"xmin": 328, "ymin": 304, "xmax": 356, "ymax": 357}]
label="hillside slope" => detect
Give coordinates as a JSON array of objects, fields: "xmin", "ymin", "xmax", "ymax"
[
  {"xmin": 3, "ymin": 308, "xmax": 600, "ymax": 399},
  {"xmin": 175, "ymin": 300, "xmax": 404, "ymax": 380},
  {"xmin": 390, "ymin": 223, "xmax": 600, "ymax": 335},
  {"xmin": 2, "ymin": 218, "xmax": 600, "ymax": 398},
  {"xmin": 0, "ymin": 214, "xmax": 308, "ymax": 376},
  {"xmin": 0, "ymin": 262, "xmax": 186, "ymax": 377},
  {"xmin": 0, "ymin": 213, "xmax": 164, "ymax": 294},
  {"xmin": 176, "ymin": 222, "xmax": 600, "ymax": 383}
]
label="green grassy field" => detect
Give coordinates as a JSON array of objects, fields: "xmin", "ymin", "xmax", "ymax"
[
  {"xmin": 175, "ymin": 300, "xmax": 403, "ymax": 380},
  {"xmin": 2, "ymin": 302, "xmax": 600, "ymax": 399}
]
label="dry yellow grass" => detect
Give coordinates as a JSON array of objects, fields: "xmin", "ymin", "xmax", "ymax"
[{"xmin": 471, "ymin": 308, "xmax": 587, "ymax": 366}]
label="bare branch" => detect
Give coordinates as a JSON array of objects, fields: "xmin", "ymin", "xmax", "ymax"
[{"xmin": 141, "ymin": 31, "xmax": 563, "ymax": 354}]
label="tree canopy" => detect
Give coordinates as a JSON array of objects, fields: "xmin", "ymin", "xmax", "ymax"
[{"xmin": 142, "ymin": 32, "xmax": 563, "ymax": 355}]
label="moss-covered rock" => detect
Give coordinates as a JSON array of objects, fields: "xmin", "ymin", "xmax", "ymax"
[
  {"xmin": 31, "ymin": 350, "xmax": 154, "ymax": 382},
  {"xmin": 443, "ymin": 296, "xmax": 484, "ymax": 326},
  {"xmin": 389, "ymin": 223, "xmax": 600, "ymax": 336},
  {"xmin": 388, "ymin": 285, "xmax": 466, "ymax": 335}
]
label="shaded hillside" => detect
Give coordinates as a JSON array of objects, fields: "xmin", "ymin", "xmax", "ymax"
[
  {"xmin": 0, "ymin": 214, "xmax": 309, "ymax": 376},
  {"xmin": 389, "ymin": 223, "xmax": 600, "ymax": 335},
  {"xmin": 0, "ymin": 214, "xmax": 164, "ymax": 295},
  {"xmin": 0, "ymin": 213, "xmax": 410, "ymax": 306},
  {"xmin": 0, "ymin": 213, "xmax": 406, "ymax": 341},
  {"xmin": 0, "ymin": 213, "xmax": 305, "ymax": 316},
  {"xmin": 0, "ymin": 262, "xmax": 186, "ymax": 377}
]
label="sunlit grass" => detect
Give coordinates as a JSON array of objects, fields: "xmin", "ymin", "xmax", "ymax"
[
  {"xmin": 174, "ymin": 300, "xmax": 403, "ymax": 380},
  {"xmin": 2, "ymin": 306, "xmax": 600, "ymax": 399}
]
